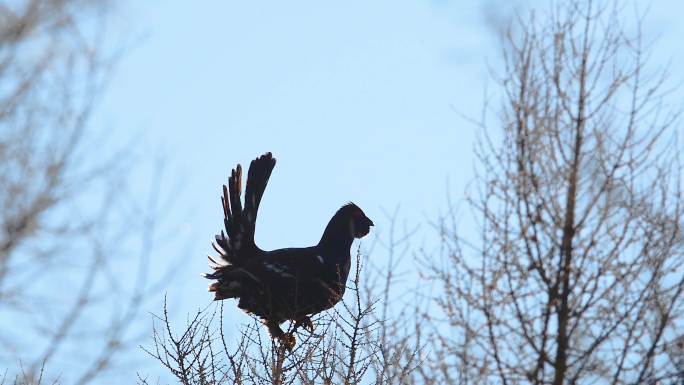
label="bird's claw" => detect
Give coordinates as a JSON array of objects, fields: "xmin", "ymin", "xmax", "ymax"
[
  {"xmin": 280, "ymin": 333, "xmax": 296, "ymax": 351},
  {"xmin": 294, "ymin": 316, "xmax": 314, "ymax": 333}
]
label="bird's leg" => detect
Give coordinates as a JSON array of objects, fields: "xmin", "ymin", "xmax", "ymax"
[
  {"xmin": 267, "ymin": 321, "xmax": 285, "ymax": 339},
  {"xmin": 267, "ymin": 321, "xmax": 296, "ymax": 351},
  {"xmin": 293, "ymin": 316, "xmax": 314, "ymax": 333}
]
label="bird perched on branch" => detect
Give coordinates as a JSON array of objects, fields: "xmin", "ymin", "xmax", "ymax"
[{"xmin": 204, "ymin": 152, "xmax": 373, "ymax": 348}]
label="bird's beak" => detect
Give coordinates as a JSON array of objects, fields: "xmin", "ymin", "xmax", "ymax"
[{"xmin": 368, "ymin": 219, "xmax": 374, "ymax": 226}]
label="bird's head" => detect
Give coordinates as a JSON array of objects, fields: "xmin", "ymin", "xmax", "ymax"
[{"xmin": 341, "ymin": 202, "xmax": 374, "ymax": 239}]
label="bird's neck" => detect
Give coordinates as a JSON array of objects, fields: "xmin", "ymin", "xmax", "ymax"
[{"xmin": 318, "ymin": 215, "xmax": 354, "ymax": 258}]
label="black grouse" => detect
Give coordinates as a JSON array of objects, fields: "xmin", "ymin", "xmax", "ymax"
[{"xmin": 204, "ymin": 152, "xmax": 373, "ymax": 346}]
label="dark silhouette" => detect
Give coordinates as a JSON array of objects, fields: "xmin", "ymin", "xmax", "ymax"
[{"xmin": 204, "ymin": 152, "xmax": 373, "ymax": 347}]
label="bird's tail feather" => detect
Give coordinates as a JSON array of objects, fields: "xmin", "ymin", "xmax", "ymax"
[
  {"xmin": 243, "ymin": 152, "xmax": 276, "ymax": 247},
  {"xmin": 210, "ymin": 163, "xmax": 245, "ymax": 267},
  {"xmin": 205, "ymin": 153, "xmax": 276, "ymax": 300},
  {"xmin": 211, "ymin": 153, "xmax": 275, "ymax": 267},
  {"xmin": 205, "ymin": 163, "xmax": 247, "ymax": 298},
  {"xmin": 204, "ymin": 266, "xmax": 249, "ymax": 301}
]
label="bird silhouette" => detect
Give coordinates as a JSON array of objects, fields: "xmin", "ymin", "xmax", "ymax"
[{"xmin": 204, "ymin": 152, "xmax": 373, "ymax": 348}]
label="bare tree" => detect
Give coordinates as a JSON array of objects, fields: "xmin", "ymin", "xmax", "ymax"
[
  {"xmin": 0, "ymin": 1, "xmax": 171, "ymax": 383},
  {"xmin": 428, "ymin": 1, "xmax": 684, "ymax": 384},
  {"xmin": 142, "ymin": 251, "xmax": 381, "ymax": 385},
  {"xmin": 361, "ymin": 208, "xmax": 423, "ymax": 385},
  {"xmin": 142, "ymin": 225, "xmax": 423, "ymax": 385}
]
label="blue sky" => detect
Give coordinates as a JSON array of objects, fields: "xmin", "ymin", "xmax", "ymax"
[
  {"xmin": 88, "ymin": 0, "xmax": 684, "ymax": 381},
  {"xmin": 104, "ymin": 0, "xmax": 493, "ymax": 234},
  {"xmin": 102, "ymin": 2, "xmax": 495, "ymax": 291}
]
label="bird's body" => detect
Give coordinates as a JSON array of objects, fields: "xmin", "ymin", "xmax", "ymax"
[
  {"xmin": 204, "ymin": 153, "xmax": 373, "ymax": 342},
  {"xmin": 229, "ymin": 245, "xmax": 350, "ymax": 323}
]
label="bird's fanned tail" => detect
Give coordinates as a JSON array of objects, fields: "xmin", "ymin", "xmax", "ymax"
[{"xmin": 205, "ymin": 152, "xmax": 276, "ymax": 300}]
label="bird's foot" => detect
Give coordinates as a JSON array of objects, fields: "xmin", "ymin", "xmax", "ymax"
[
  {"xmin": 267, "ymin": 322, "xmax": 296, "ymax": 351},
  {"xmin": 293, "ymin": 316, "xmax": 314, "ymax": 333},
  {"xmin": 281, "ymin": 333, "xmax": 296, "ymax": 351}
]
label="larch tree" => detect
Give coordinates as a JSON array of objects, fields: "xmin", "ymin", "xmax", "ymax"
[{"xmin": 428, "ymin": 1, "xmax": 684, "ymax": 384}]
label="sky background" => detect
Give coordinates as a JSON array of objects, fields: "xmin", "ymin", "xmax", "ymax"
[{"xmin": 78, "ymin": 0, "xmax": 684, "ymax": 381}]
